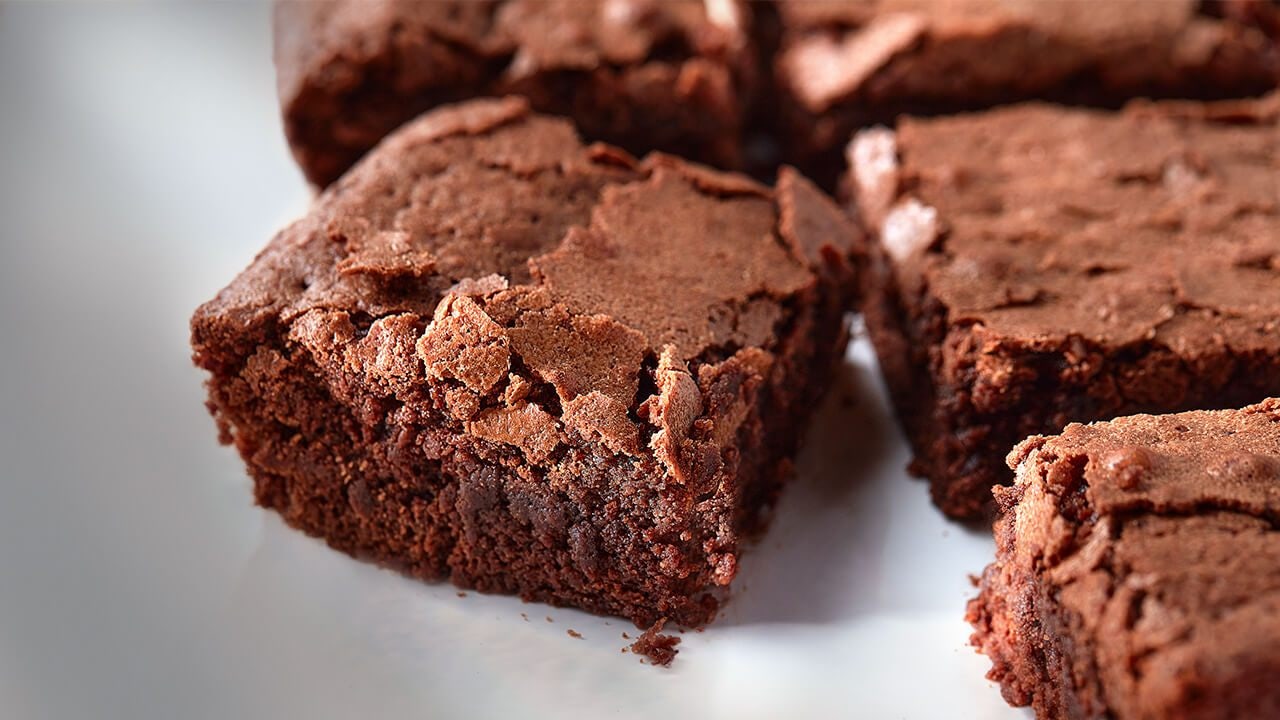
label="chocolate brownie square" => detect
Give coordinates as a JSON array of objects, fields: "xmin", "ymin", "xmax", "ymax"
[
  {"xmin": 849, "ymin": 94, "xmax": 1280, "ymax": 519},
  {"xmin": 191, "ymin": 97, "xmax": 860, "ymax": 626},
  {"xmin": 968, "ymin": 399, "xmax": 1280, "ymax": 718},
  {"xmin": 776, "ymin": 0, "xmax": 1280, "ymax": 182},
  {"xmin": 275, "ymin": 0, "xmax": 757, "ymax": 187}
]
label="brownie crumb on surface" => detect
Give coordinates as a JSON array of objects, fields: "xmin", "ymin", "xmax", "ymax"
[
  {"xmin": 969, "ymin": 399, "xmax": 1280, "ymax": 719},
  {"xmin": 567, "ymin": 629, "xmax": 582, "ymax": 640},
  {"xmin": 629, "ymin": 618, "xmax": 681, "ymax": 667}
]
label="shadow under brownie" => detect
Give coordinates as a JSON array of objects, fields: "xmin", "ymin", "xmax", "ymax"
[
  {"xmin": 848, "ymin": 93, "xmax": 1280, "ymax": 520},
  {"xmin": 275, "ymin": 0, "xmax": 758, "ymax": 187},
  {"xmin": 969, "ymin": 399, "xmax": 1280, "ymax": 719},
  {"xmin": 190, "ymin": 97, "xmax": 861, "ymax": 628}
]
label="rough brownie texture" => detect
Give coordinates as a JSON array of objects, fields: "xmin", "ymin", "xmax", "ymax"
[
  {"xmin": 849, "ymin": 93, "xmax": 1280, "ymax": 520},
  {"xmin": 776, "ymin": 0, "xmax": 1280, "ymax": 183},
  {"xmin": 275, "ymin": 0, "xmax": 756, "ymax": 187},
  {"xmin": 630, "ymin": 618, "xmax": 681, "ymax": 666},
  {"xmin": 968, "ymin": 399, "xmax": 1280, "ymax": 719},
  {"xmin": 191, "ymin": 97, "xmax": 860, "ymax": 627}
]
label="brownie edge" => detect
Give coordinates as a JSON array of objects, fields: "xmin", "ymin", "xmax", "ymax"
[{"xmin": 968, "ymin": 399, "xmax": 1280, "ymax": 719}]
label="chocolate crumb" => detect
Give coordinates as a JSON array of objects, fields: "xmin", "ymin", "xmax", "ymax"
[
  {"xmin": 629, "ymin": 618, "xmax": 681, "ymax": 667},
  {"xmin": 567, "ymin": 629, "xmax": 583, "ymax": 639}
]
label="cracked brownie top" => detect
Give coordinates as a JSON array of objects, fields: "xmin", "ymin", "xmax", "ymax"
[
  {"xmin": 851, "ymin": 92, "xmax": 1280, "ymax": 357},
  {"xmin": 194, "ymin": 95, "xmax": 857, "ymax": 493},
  {"xmin": 993, "ymin": 398, "xmax": 1280, "ymax": 718}
]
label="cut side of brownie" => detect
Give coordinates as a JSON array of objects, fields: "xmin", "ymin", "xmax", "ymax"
[
  {"xmin": 849, "ymin": 93, "xmax": 1280, "ymax": 519},
  {"xmin": 191, "ymin": 97, "xmax": 860, "ymax": 627},
  {"xmin": 776, "ymin": 0, "xmax": 1280, "ymax": 184},
  {"xmin": 275, "ymin": 0, "xmax": 757, "ymax": 186},
  {"xmin": 968, "ymin": 399, "xmax": 1280, "ymax": 719}
]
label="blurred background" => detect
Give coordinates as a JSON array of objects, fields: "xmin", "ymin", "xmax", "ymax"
[
  {"xmin": 0, "ymin": 3, "xmax": 1014, "ymax": 719},
  {"xmin": 0, "ymin": 3, "xmax": 311, "ymax": 718}
]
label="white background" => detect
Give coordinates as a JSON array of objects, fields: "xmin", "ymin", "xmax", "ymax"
[{"xmin": 0, "ymin": 3, "xmax": 1027, "ymax": 718}]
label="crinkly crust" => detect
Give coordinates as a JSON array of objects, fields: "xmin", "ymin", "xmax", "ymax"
[
  {"xmin": 969, "ymin": 399, "xmax": 1280, "ymax": 719},
  {"xmin": 199, "ymin": 96, "xmax": 856, "ymax": 470}
]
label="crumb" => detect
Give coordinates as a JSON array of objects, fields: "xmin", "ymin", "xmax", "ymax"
[
  {"xmin": 520, "ymin": 613, "xmax": 528, "ymax": 622},
  {"xmin": 621, "ymin": 632, "xmax": 630, "ymax": 639},
  {"xmin": 628, "ymin": 618, "xmax": 681, "ymax": 667},
  {"xmin": 545, "ymin": 616, "xmax": 553, "ymax": 623},
  {"xmin": 567, "ymin": 629, "xmax": 583, "ymax": 639},
  {"xmin": 968, "ymin": 574, "xmax": 980, "ymax": 587},
  {"xmin": 456, "ymin": 592, "xmax": 467, "ymax": 598}
]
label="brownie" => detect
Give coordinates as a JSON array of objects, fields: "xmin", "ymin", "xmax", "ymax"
[
  {"xmin": 849, "ymin": 93, "xmax": 1280, "ymax": 520},
  {"xmin": 776, "ymin": 0, "xmax": 1280, "ymax": 183},
  {"xmin": 968, "ymin": 399, "xmax": 1280, "ymax": 719},
  {"xmin": 275, "ymin": 0, "xmax": 757, "ymax": 187},
  {"xmin": 191, "ymin": 97, "xmax": 860, "ymax": 627}
]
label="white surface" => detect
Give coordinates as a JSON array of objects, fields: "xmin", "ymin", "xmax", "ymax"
[{"xmin": 0, "ymin": 3, "xmax": 1026, "ymax": 719}]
